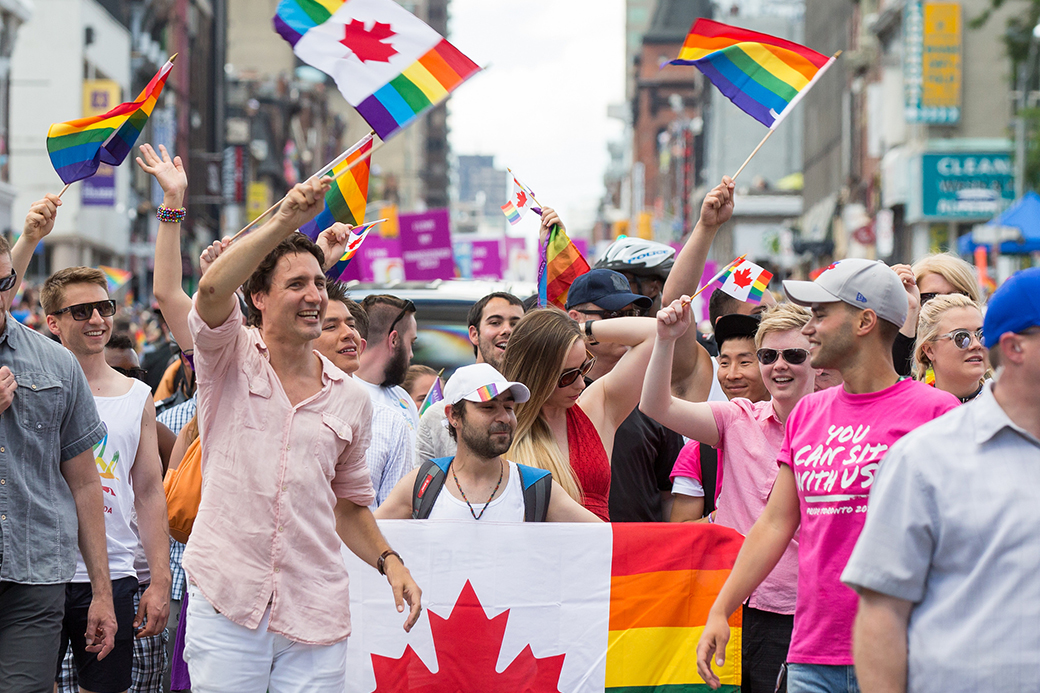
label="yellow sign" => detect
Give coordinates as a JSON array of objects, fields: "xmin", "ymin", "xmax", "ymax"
[
  {"xmin": 379, "ymin": 204, "xmax": 400, "ymax": 238},
  {"xmin": 82, "ymin": 80, "xmax": 122, "ymax": 117},
  {"xmin": 246, "ymin": 182, "xmax": 272, "ymax": 223},
  {"xmin": 922, "ymin": 3, "xmax": 961, "ymax": 109},
  {"xmin": 636, "ymin": 212, "xmax": 654, "ymax": 240}
]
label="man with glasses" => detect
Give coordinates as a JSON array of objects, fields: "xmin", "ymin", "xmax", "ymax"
[
  {"xmin": 41, "ymin": 267, "xmax": 171, "ymax": 693},
  {"xmin": 565, "ymin": 269, "xmax": 684, "ymax": 523},
  {"xmin": 0, "ymin": 223, "xmax": 116, "ymax": 691},
  {"xmin": 843, "ymin": 267, "xmax": 1040, "ymax": 693}
]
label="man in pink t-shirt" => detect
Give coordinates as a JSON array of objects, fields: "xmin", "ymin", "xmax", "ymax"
[{"xmin": 695, "ymin": 259, "xmax": 958, "ymax": 693}]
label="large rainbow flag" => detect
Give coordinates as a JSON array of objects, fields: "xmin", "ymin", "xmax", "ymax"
[
  {"xmin": 669, "ymin": 19, "xmax": 835, "ymax": 129},
  {"xmin": 274, "ymin": 0, "xmax": 480, "ymax": 141},
  {"xmin": 47, "ymin": 57, "xmax": 176, "ymax": 184},
  {"xmin": 538, "ymin": 222, "xmax": 590, "ymax": 309},
  {"xmin": 300, "ymin": 135, "xmax": 374, "ymax": 241},
  {"xmin": 343, "ymin": 521, "xmax": 743, "ymax": 692}
]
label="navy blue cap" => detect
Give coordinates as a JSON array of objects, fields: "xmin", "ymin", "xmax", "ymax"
[
  {"xmin": 565, "ymin": 269, "xmax": 652, "ymax": 311},
  {"xmin": 983, "ymin": 267, "xmax": 1040, "ymax": 348}
]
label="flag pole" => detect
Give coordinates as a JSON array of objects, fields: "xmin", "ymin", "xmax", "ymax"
[
  {"xmin": 681, "ymin": 253, "xmax": 747, "ymax": 307},
  {"xmin": 730, "ymin": 51, "xmax": 841, "ymax": 182},
  {"xmin": 58, "ymin": 183, "xmax": 72, "ymax": 199}
]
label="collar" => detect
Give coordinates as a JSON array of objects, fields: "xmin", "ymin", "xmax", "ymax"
[
  {"xmin": 973, "ymin": 381, "xmax": 1040, "ymax": 447},
  {"xmin": 0, "ymin": 314, "xmax": 14, "ymax": 349},
  {"xmin": 314, "ymin": 350, "xmax": 346, "ymax": 382},
  {"xmin": 752, "ymin": 398, "xmax": 782, "ymax": 425}
]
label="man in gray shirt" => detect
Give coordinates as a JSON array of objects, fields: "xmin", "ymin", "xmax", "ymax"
[
  {"xmin": 843, "ymin": 266, "xmax": 1040, "ymax": 693},
  {"xmin": 0, "ymin": 209, "xmax": 116, "ymax": 692}
]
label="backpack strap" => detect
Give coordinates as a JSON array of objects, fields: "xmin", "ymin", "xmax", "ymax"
[
  {"xmin": 699, "ymin": 442, "xmax": 718, "ymax": 516},
  {"xmin": 515, "ymin": 463, "xmax": 553, "ymax": 523},
  {"xmin": 411, "ymin": 456, "xmax": 453, "ymax": 519}
]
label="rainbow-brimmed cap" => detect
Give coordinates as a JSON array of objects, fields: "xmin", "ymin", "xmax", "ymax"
[{"xmin": 443, "ymin": 363, "xmax": 531, "ymax": 405}]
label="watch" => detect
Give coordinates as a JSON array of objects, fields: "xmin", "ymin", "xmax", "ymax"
[
  {"xmin": 585, "ymin": 320, "xmax": 599, "ymax": 346},
  {"xmin": 377, "ymin": 549, "xmax": 402, "ymax": 576}
]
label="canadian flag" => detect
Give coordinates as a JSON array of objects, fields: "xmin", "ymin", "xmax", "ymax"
[
  {"xmin": 716, "ymin": 259, "xmax": 774, "ymax": 305},
  {"xmin": 342, "ymin": 522, "xmax": 743, "ymax": 692}
]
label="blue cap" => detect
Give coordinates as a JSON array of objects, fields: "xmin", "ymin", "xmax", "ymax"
[
  {"xmin": 983, "ymin": 267, "xmax": 1040, "ymax": 348},
  {"xmin": 565, "ymin": 269, "xmax": 652, "ymax": 311}
]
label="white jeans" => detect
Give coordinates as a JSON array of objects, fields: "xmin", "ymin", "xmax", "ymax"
[{"xmin": 183, "ymin": 584, "xmax": 348, "ymax": 693}]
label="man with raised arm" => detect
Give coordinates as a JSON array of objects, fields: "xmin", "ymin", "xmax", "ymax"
[{"xmin": 185, "ymin": 178, "xmax": 421, "ymax": 692}]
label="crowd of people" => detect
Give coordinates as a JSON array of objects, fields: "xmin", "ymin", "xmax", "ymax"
[{"xmin": 0, "ymin": 142, "xmax": 1037, "ymax": 693}]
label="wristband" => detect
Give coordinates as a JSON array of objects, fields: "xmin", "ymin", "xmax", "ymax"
[
  {"xmin": 585, "ymin": 320, "xmax": 599, "ymax": 346},
  {"xmin": 157, "ymin": 204, "xmax": 187, "ymax": 223},
  {"xmin": 377, "ymin": 549, "xmax": 402, "ymax": 576}
]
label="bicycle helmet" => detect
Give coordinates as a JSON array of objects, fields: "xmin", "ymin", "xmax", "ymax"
[{"xmin": 594, "ymin": 237, "xmax": 675, "ymax": 279}]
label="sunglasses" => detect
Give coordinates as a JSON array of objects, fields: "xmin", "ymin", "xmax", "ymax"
[
  {"xmin": 558, "ymin": 350, "xmax": 596, "ymax": 388},
  {"xmin": 756, "ymin": 348, "xmax": 810, "ymax": 365},
  {"xmin": 0, "ymin": 269, "xmax": 17, "ymax": 293},
  {"xmin": 388, "ymin": 299, "xmax": 416, "ymax": 336},
  {"xmin": 578, "ymin": 308, "xmax": 644, "ymax": 319},
  {"xmin": 920, "ymin": 291, "xmax": 968, "ymax": 306},
  {"xmin": 49, "ymin": 299, "xmax": 117, "ymax": 321},
  {"xmin": 113, "ymin": 366, "xmax": 148, "ymax": 381},
  {"xmin": 936, "ymin": 328, "xmax": 983, "ymax": 350}
]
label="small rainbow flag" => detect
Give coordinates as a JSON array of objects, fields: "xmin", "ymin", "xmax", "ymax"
[
  {"xmin": 417, "ymin": 375, "xmax": 444, "ymax": 416},
  {"xmin": 500, "ymin": 201, "xmax": 522, "ymax": 225},
  {"xmin": 501, "ymin": 170, "xmax": 538, "ymax": 226},
  {"xmin": 47, "ymin": 57, "xmax": 176, "ymax": 184},
  {"xmin": 669, "ymin": 19, "xmax": 835, "ymax": 130},
  {"xmin": 714, "ymin": 258, "xmax": 773, "ymax": 305},
  {"xmin": 326, "ymin": 218, "xmax": 383, "ymax": 280},
  {"xmin": 538, "ymin": 223, "xmax": 590, "ymax": 309},
  {"xmin": 98, "ymin": 266, "xmax": 132, "ymax": 294},
  {"xmin": 274, "ymin": 0, "xmax": 480, "ymax": 141},
  {"xmin": 301, "ymin": 135, "xmax": 374, "ymax": 241}
]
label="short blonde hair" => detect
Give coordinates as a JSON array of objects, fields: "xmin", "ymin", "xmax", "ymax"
[
  {"xmin": 41, "ymin": 267, "xmax": 109, "ymax": 315},
  {"xmin": 913, "ymin": 293, "xmax": 982, "ymax": 380},
  {"xmin": 755, "ymin": 303, "xmax": 811, "ymax": 349},
  {"xmin": 912, "ymin": 253, "xmax": 981, "ymax": 303}
]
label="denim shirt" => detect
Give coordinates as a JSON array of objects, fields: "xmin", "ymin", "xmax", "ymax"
[{"xmin": 0, "ymin": 316, "xmax": 106, "ymax": 584}]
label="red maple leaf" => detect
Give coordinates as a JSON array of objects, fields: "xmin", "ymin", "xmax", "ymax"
[
  {"xmin": 516, "ymin": 190, "xmax": 528, "ymax": 208},
  {"xmin": 732, "ymin": 267, "xmax": 753, "ymax": 288},
  {"xmin": 340, "ymin": 20, "xmax": 398, "ymax": 63},
  {"xmin": 370, "ymin": 581, "xmax": 565, "ymax": 692}
]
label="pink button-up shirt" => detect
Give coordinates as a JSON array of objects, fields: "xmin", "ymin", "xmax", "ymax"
[
  {"xmin": 710, "ymin": 398, "xmax": 798, "ymax": 614},
  {"xmin": 184, "ymin": 303, "xmax": 375, "ymax": 645}
]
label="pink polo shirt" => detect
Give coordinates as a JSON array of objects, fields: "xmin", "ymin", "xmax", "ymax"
[
  {"xmin": 184, "ymin": 302, "xmax": 375, "ymax": 645},
  {"xmin": 710, "ymin": 398, "xmax": 798, "ymax": 615}
]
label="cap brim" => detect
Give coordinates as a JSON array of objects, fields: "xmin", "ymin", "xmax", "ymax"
[
  {"xmin": 782, "ymin": 279, "xmax": 841, "ymax": 307},
  {"xmin": 594, "ymin": 292, "xmax": 653, "ymax": 312},
  {"xmin": 461, "ymin": 381, "xmax": 530, "ymax": 404}
]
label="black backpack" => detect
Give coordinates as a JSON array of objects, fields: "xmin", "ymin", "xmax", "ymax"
[{"xmin": 412, "ymin": 456, "xmax": 553, "ymax": 522}]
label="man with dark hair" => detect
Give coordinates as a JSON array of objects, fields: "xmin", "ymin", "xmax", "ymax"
[
  {"xmin": 416, "ymin": 291, "xmax": 525, "ymax": 467},
  {"xmin": 0, "ymin": 204, "xmax": 116, "ymax": 691},
  {"xmin": 187, "ymin": 179, "xmax": 421, "ymax": 690}
]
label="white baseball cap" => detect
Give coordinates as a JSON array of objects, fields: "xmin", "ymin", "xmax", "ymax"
[
  {"xmin": 442, "ymin": 363, "xmax": 530, "ymax": 405},
  {"xmin": 782, "ymin": 258, "xmax": 908, "ymax": 327}
]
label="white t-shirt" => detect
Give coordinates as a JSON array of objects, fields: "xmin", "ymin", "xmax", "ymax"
[
  {"xmin": 74, "ymin": 379, "xmax": 151, "ymax": 582},
  {"xmin": 427, "ymin": 461, "xmax": 526, "ymax": 521}
]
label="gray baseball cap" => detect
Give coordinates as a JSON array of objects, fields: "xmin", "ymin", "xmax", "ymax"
[{"xmin": 782, "ymin": 258, "xmax": 908, "ymax": 327}]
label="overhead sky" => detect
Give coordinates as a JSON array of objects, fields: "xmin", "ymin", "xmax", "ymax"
[{"xmin": 446, "ymin": 0, "xmax": 626, "ymax": 236}]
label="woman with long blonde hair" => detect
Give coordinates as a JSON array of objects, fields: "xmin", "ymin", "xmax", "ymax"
[
  {"xmin": 913, "ymin": 293, "xmax": 988, "ymax": 402},
  {"xmin": 502, "ymin": 307, "xmax": 654, "ymax": 520}
]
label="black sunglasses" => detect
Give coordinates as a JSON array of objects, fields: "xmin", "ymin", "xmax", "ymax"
[
  {"xmin": 578, "ymin": 308, "xmax": 643, "ymax": 319},
  {"xmin": 388, "ymin": 299, "xmax": 416, "ymax": 336},
  {"xmin": 49, "ymin": 299, "xmax": 117, "ymax": 321},
  {"xmin": 558, "ymin": 350, "xmax": 596, "ymax": 388},
  {"xmin": 113, "ymin": 366, "xmax": 148, "ymax": 381},
  {"xmin": 920, "ymin": 291, "xmax": 969, "ymax": 306},
  {"xmin": 936, "ymin": 328, "xmax": 983, "ymax": 350},
  {"xmin": 0, "ymin": 269, "xmax": 17, "ymax": 293},
  {"xmin": 756, "ymin": 348, "xmax": 810, "ymax": 365}
]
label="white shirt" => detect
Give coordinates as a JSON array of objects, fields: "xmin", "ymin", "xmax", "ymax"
[
  {"xmin": 356, "ymin": 377, "xmax": 418, "ymax": 473},
  {"xmin": 427, "ymin": 461, "xmax": 526, "ymax": 521}
]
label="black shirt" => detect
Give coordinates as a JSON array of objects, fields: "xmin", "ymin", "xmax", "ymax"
[{"xmin": 607, "ymin": 406, "xmax": 684, "ymax": 522}]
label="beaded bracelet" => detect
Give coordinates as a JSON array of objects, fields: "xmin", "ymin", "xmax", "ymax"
[{"xmin": 156, "ymin": 204, "xmax": 187, "ymax": 223}]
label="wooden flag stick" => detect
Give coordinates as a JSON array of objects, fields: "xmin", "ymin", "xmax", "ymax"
[
  {"xmin": 730, "ymin": 129, "xmax": 776, "ymax": 182},
  {"xmin": 57, "ymin": 182, "xmax": 72, "ymax": 199},
  {"xmin": 681, "ymin": 253, "xmax": 747, "ymax": 306}
]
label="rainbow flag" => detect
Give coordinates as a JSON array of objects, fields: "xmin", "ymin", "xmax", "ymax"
[
  {"xmin": 501, "ymin": 170, "xmax": 538, "ymax": 225},
  {"xmin": 301, "ymin": 136, "xmax": 374, "ymax": 241},
  {"xmin": 714, "ymin": 258, "xmax": 773, "ymax": 304},
  {"xmin": 274, "ymin": 0, "xmax": 480, "ymax": 141},
  {"xmin": 47, "ymin": 57, "xmax": 176, "ymax": 184},
  {"xmin": 669, "ymin": 19, "xmax": 835, "ymax": 129},
  {"xmin": 98, "ymin": 266, "xmax": 132, "ymax": 293},
  {"xmin": 326, "ymin": 218, "xmax": 383, "ymax": 280},
  {"xmin": 538, "ymin": 223, "xmax": 590, "ymax": 309},
  {"xmin": 417, "ymin": 375, "xmax": 444, "ymax": 416}
]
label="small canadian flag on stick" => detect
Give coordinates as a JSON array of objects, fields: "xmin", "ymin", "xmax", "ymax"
[{"xmin": 715, "ymin": 258, "xmax": 773, "ymax": 305}]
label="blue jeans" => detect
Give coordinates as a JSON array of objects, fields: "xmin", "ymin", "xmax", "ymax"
[{"xmin": 787, "ymin": 663, "xmax": 861, "ymax": 693}]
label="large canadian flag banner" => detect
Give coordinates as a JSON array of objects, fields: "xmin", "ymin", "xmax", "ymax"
[{"xmin": 342, "ymin": 521, "xmax": 744, "ymax": 692}]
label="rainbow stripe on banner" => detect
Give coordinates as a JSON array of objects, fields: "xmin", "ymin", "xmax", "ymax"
[
  {"xmin": 300, "ymin": 137, "xmax": 373, "ymax": 241},
  {"xmin": 668, "ymin": 19, "xmax": 831, "ymax": 129},
  {"xmin": 47, "ymin": 57, "xmax": 175, "ymax": 184},
  {"xmin": 98, "ymin": 266, "xmax": 132, "ymax": 293},
  {"xmin": 501, "ymin": 201, "xmax": 522, "ymax": 225}
]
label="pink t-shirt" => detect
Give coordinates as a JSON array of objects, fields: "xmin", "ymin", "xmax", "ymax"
[
  {"xmin": 671, "ymin": 441, "xmax": 724, "ymax": 502},
  {"xmin": 711, "ymin": 399, "xmax": 798, "ymax": 614},
  {"xmin": 778, "ymin": 378, "xmax": 958, "ymax": 665}
]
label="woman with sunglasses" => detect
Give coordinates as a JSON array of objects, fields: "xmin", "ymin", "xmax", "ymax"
[
  {"xmin": 913, "ymin": 293, "xmax": 989, "ymax": 403},
  {"xmin": 501, "ymin": 308, "xmax": 655, "ymax": 521},
  {"xmin": 641, "ymin": 300, "xmax": 817, "ymax": 693}
]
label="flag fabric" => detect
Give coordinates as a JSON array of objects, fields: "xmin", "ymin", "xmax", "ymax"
[
  {"xmin": 98, "ymin": 266, "xmax": 132, "ymax": 293},
  {"xmin": 538, "ymin": 224, "xmax": 590, "ymax": 309},
  {"xmin": 300, "ymin": 135, "xmax": 375, "ymax": 241},
  {"xmin": 501, "ymin": 170, "xmax": 538, "ymax": 225},
  {"xmin": 47, "ymin": 57, "xmax": 176, "ymax": 184},
  {"xmin": 669, "ymin": 19, "xmax": 834, "ymax": 129},
  {"xmin": 342, "ymin": 521, "xmax": 743, "ymax": 692},
  {"xmin": 417, "ymin": 376, "xmax": 444, "ymax": 417},
  {"xmin": 274, "ymin": 0, "xmax": 480, "ymax": 141},
  {"xmin": 324, "ymin": 219, "xmax": 382, "ymax": 280},
  {"xmin": 714, "ymin": 258, "xmax": 773, "ymax": 304}
]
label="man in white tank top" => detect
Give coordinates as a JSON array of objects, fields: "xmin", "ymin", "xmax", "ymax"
[
  {"xmin": 44, "ymin": 267, "xmax": 170, "ymax": 693},
  {"xmin": 377, "ymin": 364, "xmax": 600, "ymax": 523}
]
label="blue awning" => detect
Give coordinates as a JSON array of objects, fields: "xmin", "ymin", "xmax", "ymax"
[{"xmin": 959, "ymin": 192, "xmax": 1040, "ymax": 255}]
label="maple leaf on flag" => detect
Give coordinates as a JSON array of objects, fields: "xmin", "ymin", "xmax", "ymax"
[
  {"xmin": 516, "ymin": 190, "xmax": 528, "ymax": 208},
  {"xmin": 370, "ymin": 581, "xmax": 565, "ymax": 692},
  {"xmin": 732, "ymin": 267, "xmax": 753, "ymax": 288},
  {"xmin": 340, "ymin": 19, "xmax": 398, "ymax": 63}
]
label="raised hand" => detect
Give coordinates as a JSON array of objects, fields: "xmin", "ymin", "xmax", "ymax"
[
  {"xmin": 199, "ymin": 238, "xmax": 231, "ymax": 275},
  {"xmin": 699, "ymin": 177, "xmax": 735, "ymax": 229},
  {"xmin": 273, "ymin": 178, "xmax": 331, "ymax": 233},
  {"xmin": 656, "ymin": 297, "xmax": 693, "ymax": 342},
  {"xmin": 316, "ymin": 223, "xmax": 354, "ymax": 271},
  {"xmin": 135, "ymin": 144, "xmax": 187, "ymax": 204},
  {"xmin": 24, "ymin": 195, "xmax": 62, "ymax": 241},
  {"xmin": 539, "ymin": 207, "xmax": 563, "ymax": 247},
  {"xmin": 891, "ymin": 263, "xmax": 920, "ymax": 314}
]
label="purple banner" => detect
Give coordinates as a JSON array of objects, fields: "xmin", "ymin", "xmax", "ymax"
[
  {"xmin": 339, "ymin": 235, "xmax": 403, "ymax": 283},
  {"xmin": 82, "ymin": 163, "xmax": 115, "ymax": 206},
  {"xmin": 469, "ymin": 239, "xmax": 503, "ymax": 279},
  {"xmin": 399, "ymin": 209, "xmax": 455, "ymax": 281}
]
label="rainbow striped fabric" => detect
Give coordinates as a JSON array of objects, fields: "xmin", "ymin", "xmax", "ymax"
[
  {"xmin": 417, "ymin": 376, "xmax": 444, "ymax": 416},
  {"xmin": 47, "ymin": 57, "xmax": 175, "ymax": 184},
  {"xmin": 500, "ymin": 201, "xmax": 522, "ymax": 225},
  {"xmin": 326, "ymin": 218, "xmax": 382, "ymax": 280},
  {"xmin": 300, "ymin": 136, "xmax": 373, "ymax": 241},
  {"xmin": 669, "ymin": 19, "xmax": 832, "ymax": 129},
  {"xmin": 538, "ymin": 223, "xmax": 590, "ymax": 309},
  {"xmin": 714, "ymin": 258, "xmax": 774, "ymax": 305},
  {"xmin": 274, "ymin": 0, "xmax": 480, "ymax": 141},
  {"xmin": 501, "ymin": 170, "xmax": 538, "ymax": 225},
  {"xmin": 98, "ymin": 266, "xmax": 132, "ymax": 293}
]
